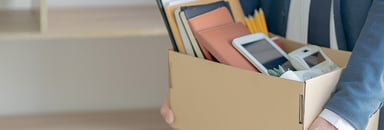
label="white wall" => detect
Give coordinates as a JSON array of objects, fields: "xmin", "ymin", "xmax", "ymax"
[
  {"xmin": 0, "ymin": 0, "xmax": 155, "ymax": 9},
  {"xmin": 0, "ymin": 36, "xmax": 171, "ymax": 116}
]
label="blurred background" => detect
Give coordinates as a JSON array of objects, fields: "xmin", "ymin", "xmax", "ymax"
[
  {"xmin": 0, "ymin": 0, "xmax": 155, "ymax": 8},
  {"xmin": 0, "ymin": 0, "xmax": 171, "ymax": 129}
]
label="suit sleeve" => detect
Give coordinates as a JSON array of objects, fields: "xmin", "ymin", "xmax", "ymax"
[{"xmin": 325, "ymin": 0, "xmax": 384, "ymax": 129}]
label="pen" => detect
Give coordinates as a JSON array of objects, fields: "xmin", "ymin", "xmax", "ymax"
[
  {"xmin": 254, "ymin": 10, "xmax": 265, "ymax": 34},
  {"xmin": 252, "ymin": 11, "xmax": 259, "ymax": 33},
  {"xmin": 250, "ymin": 15, "xmax": 259, "ymax": 33},
  {"xmin": 244, "ymin": 17, "xmax": 255, "ymax": 33}
]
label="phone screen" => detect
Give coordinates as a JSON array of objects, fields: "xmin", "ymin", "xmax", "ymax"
[
  {"xmin": 242, "ymin": 39, "xmax": 294, "ymax": 70},
  {"xmin": 304, "ymin": 52, "xmax": 326, "ymax": 68}
]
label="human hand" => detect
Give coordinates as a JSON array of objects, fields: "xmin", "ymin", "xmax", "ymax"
[
  {"xmin": 309, "ymin": 117, "xmax": 338, "ymax": 130},
  {"xmin": 160, "ymin": 96, "xmax": 179, "ymax": 130}
]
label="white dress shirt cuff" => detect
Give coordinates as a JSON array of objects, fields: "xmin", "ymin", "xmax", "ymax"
[{"xmin": 319, "ymin": 109, "xmax": 355, "ymax": 130}]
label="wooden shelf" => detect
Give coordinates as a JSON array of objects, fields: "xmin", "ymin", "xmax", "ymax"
[
  {"xmin": 0, "ymin": 0, "xmax": 46, "ymax": 34},
  {"xmin": 0, "ymin": 5, "xmax": 168, "ymax": 39},
  {"xmin": 46, "ymin": 5, "xmax": 167, "ymax": 36},
  {"xmin": 0, "ymin": 109, "xmax": 171, "ymax": 130},
  {"xmin": 0, "ymin": 9, "xmax": 40, "ymax": 33}
]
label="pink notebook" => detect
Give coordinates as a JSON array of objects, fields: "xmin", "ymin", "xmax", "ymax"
[
  {"xmin": 188, "ymin": 7, "xmax": 234, "ymax": 61},
  {"xmin": 195, "ymin": 23, "xmax": 258, "ymax": 72}
]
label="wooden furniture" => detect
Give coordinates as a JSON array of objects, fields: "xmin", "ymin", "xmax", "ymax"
[
  {"xmin": 0, "ymin": 1, "xmax": 167, "ymax": 38},
  {"xmin": 0, "ymin": 109, "xmax": 171, "ymax": 130},
  {"xmin": 0, "ymin": 0, "xmax": 46, "ymax": 33}
]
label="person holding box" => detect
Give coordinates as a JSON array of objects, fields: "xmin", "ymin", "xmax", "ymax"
[{"xmin": 161, "ymin": 0, "xmax": 384, "ymax": 130}]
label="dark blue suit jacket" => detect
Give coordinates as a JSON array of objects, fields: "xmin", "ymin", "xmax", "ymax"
[{"xmin": 242, "ymin": 0, "xmax": 384, "ymax": 129}]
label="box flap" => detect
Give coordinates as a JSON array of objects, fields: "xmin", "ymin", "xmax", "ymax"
[
  {"xmin": 168, "ymin": 50, "xmax": 305, "ymax": 130},
  {"xmin": 303, "ymin": 69, "xmax": 343, "ymax": 129},
  {"xmin": 320, "ymin": 47, "xmax": 351, "ymax": 67},
  {"xmin": 367, "ymin": 111, "xmax": 380, "ymax": 130},
  {"xmin": 304, "ymin": 66, "xmax": 379, "ymax": 130}
]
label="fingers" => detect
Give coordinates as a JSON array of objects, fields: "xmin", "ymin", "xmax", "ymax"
[
  {"xmin": 160, "ymin": 96, "xmax": 175, "ymax": 124},
  {"xmin": 161, "ymin": 95, "xmax": 179, "ymax": 130},
  {"xmin": 161, "ymin": 105, "xmax": 174, "ymax": 124}
]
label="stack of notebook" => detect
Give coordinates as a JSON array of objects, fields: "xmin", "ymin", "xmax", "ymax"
[
  {"xmin": 157, "ymin": 0, "xmax": 270, "ymax": 71},
  {"xmin": 175, "ymin": 1, "xmax": 234, "ymax": 60}
]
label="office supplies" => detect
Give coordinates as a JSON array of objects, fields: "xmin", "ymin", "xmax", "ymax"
[
  {"xmin": 188, "ymin": 6, "xmax": 234, "ymax": 60},
  {"xmin": 250, "ymin": 15, "xmax": 260, "ymax": 33},
  {"xmin": 232, "ymin": 33, "xmax": 294, "ymax": 74},
  {"xmin": 288, "ymin": 45, "xmax": 339, "ymax": 72},
  {"xmin": 162, "ymin": 0, "xmax": 219, "ymax": 54},
  {"xmin": 195, "ymin": 23, "xmax": 257, "ymax": 71},
  {"xmin": 178, "ymin": 1, "xmax": 232, "ymax": 59},
  {"xmin": 168, "ymin": 0, "xmax": 198, "ymax": 6},
  {"xmin": 251, "ymin": 10, "xmax": 258, "ymax": 33},
  {"xmin": 157, "ymin": 0, "xmax": 245, "ymax": 54},
  {"xmin": 244, "ymin": 17, "xmax": 254, "ymax": 33},
  {"xmin": 181, "ymin": 1, "xmax": 230, "ymax": 19},
  {"xmin": 179, "ymin": 11, "xmax": 205, "ymax": 58},
  {"xmin": 243, "ymin": 8, "xmax": 269, "ymax": 35},
  {"xmin": 175, "ymin": 7, "xmax": 195, "ymax": 56},
  {"xmin": 258, "ymin": 9, "xmax": 269, "ymax": 35},
  {"xmin": 254, "ymin": 10, "xmax": 264, "ymax": 34},
  {"xmin": 187, "ymin": 6, "xmax": 234, "ymax": 34}
]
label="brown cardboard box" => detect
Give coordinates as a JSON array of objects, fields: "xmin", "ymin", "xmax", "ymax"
[{"xmin": 168, "ymin": 38, "xmax": 379, "ymax": 130}]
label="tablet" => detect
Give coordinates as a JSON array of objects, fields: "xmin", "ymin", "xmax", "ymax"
[{"xmin": 232, "ymin": 33, "xmax": 295, "ymax": 75}]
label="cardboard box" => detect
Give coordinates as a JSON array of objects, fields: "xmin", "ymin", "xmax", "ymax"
[{"xmin": 168, "ymin": 38, "xmax": 379, "ymax": 130}]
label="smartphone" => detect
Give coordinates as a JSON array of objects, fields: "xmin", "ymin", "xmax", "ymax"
[{"xmin": 232, "ymin": 33, "xmax": 295, "ymax": 75}]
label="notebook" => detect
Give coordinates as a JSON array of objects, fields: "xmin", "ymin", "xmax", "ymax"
[
  {"xmin": 175, "ymin": 8, "xmax": 196, "ymax": 56},
  {"xmin": 179, "ymin": 11, "xmax": 205, "ymax": 58},
  {"xmin": 188, "ymin": 7, "xmax": 234, "ymax": 60},
  {"xmin": 157, "ymin": 0, "xmax": 245, "ymax": 53},
  {"xmin": 177, "ymin": 1, "xmax": 232, "ymax": 59},
  {"xmin": 163, "ymin": 0, "xmax": 219, "ymax": 54},
  {"xmin": 195, "ymin": 23, "xmax": 258, "ymax": 72},
  {"xmin": 181, "ymin": 1, "xmax": 231, "ymax": 19}
]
